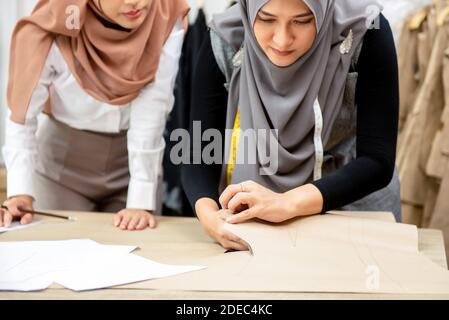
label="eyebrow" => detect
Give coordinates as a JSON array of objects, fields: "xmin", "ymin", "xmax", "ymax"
[{"xmin": 259, "ymin": 9, "xmax": 314, "ymax": 18}]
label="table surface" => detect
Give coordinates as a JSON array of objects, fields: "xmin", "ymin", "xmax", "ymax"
[{"xmin": 0, "ymin": 211, "xmax": 448, "ymax": 300}]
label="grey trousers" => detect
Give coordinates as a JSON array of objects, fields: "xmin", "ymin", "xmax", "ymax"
[{"xmin": 34, "ymin": 116, "xmax": 130, "ymax": 213}]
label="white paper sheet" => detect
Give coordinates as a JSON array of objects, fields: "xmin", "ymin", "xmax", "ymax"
[
  {"xmin": 0, "ymin": 220, "xmax": 43, "ymax": 233},
  {"xmin": 53, "ymin": 251, "xmax": 206, "ymax": 292},
  {"xmin": 0, "ymin": 239, "xmax": 205, "ymax": 292},
  {"xmin": 0, "ymin": 276, "xmax": 53, "ymax": 292}
]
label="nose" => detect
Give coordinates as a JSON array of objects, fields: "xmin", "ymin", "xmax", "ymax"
[
  {"xmin": 272, "ymin": 25, "xmax": 294, "ymax": 50},
  {"xmin": 124, "ymin": 0, "xmax": 141, "ymax": 6}
]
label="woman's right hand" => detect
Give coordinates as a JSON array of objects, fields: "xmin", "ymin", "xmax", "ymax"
[
  {"xmin": 196, "ymin": 198, "xmax": 248, "ymax": 251},
  {"xmin": 0, "ymin": 195, "xmax": 34, "ymax": 228}
]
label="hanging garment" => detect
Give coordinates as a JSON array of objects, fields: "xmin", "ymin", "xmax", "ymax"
[
  {"xmin": 399, "ymin": 22, "xmax": 449, "ymax": 223},
  {"xmin": 398, "ymin": 3, "xmax": 449, "ymax": 233},
  {"xmin": 430, "ymin": 159, "xmax": 449, "ymax": 266},
  {"xmin": 426, "ymin": 47, "xmax": 449, "ymax": 181},
  {"xmin": 429, "ymin": 81, "xmax": 449, "ymax": 263},
  {"xmin": 397, "ymin": 7, "xmax": 429, "ymax": 136}
]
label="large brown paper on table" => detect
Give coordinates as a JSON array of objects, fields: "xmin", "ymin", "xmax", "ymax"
[{"xmin": 146, "ymin": 212, "xmax": 449, "ymax": 294}]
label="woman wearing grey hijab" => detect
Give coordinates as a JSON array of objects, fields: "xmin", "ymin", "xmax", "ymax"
[{"xmin": 182, "ymin": 0, "xmax": 399, "ymax": 250}]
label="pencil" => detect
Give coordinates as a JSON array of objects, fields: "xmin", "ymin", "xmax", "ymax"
[{"xmin": 1, "ymin": 205, "xmax": 77, "ymax": 221}]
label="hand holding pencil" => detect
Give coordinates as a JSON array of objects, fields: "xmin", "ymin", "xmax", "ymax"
[
  {"xmin": 0, "ymin": 195, "xmax": 76, "ymax": 228},
  {"xmin": 0, "ymin": 195, "xmax": 34, "ymax": 227}
]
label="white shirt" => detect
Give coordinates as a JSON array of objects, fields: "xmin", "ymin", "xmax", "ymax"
[{"xmin": 2, "ymin": 19, "xmax": 185, "ymax": 211}]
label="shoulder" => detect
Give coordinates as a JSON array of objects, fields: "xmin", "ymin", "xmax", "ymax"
[
  {"xmin": 363, "ymin": 14, "xmax": 395, "ymax": 46},
  {"xmin": 357, "ymin": 13, "xmax": 397, "ymax": 71}
]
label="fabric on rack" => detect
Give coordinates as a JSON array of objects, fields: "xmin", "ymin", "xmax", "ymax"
[
  {"xmin": 378, "ymin": 0, "xmax": 432, "ymax": 41},
  {"xmin": 397, "ymin": 4, "xmax": 449, "ymax": 264},
  {"xmin": 399, "ymin": 16, "xmax": 448, "ymax": 212},
  {"xmin": 428, "ymin": 56, "xmax": 449, "ymax": 264},
  {"xmin": 397, "ymin": 6, "xmax": 432, "ymax": 153}
]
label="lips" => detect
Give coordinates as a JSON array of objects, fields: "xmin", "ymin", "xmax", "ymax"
[
  {"xmin": 124, "ymin": 9, "xmax": 142, "ymax": 19},
  {"xmin": 271, "ymin": 47, "xmax": 294, "ymax": 57}
]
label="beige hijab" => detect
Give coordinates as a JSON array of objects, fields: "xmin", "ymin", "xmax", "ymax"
[{"xmin": 7, "ymin": 0, "xmax": 189, "ymax": 124}]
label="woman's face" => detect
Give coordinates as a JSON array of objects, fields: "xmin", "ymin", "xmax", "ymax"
[
  {"xmin": 253, "ymin": 0, "xmax": 317, "ymax": 67},
  {"xmin": 98, "ymin": 0, "xmax": 152, "ymax": 29}
]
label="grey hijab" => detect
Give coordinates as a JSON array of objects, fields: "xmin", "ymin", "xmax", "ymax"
[{"xmin": 210, "ymin": 0, "xmax": 382, "ymax": 193}]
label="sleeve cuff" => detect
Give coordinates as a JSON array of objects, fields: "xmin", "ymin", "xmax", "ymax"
[
  {"xmin": 126, "ymin": 179, "xmax": 157, "ymax": 211},
  {"xmin": 6, "ymin": 168, "xmax": 36, "ymax": 201},
  {"xmin": 310, "ymin": 181, "xmax": 329, "ymax": 215}
]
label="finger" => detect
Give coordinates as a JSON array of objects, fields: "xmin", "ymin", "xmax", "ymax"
[
  {"xmin": 0, "ymin": 209, "xmax": 4, "ymax": 227},
  {"xmin": 148, "ymin": 215, "xmax": 157, "ymax": 229},
  {"xmin": 219, "ymin": 184, "xmax": 242, "ymax": 209},
  {"xmin": 20, "ymin": 213, "xmax": 33, "ymax": 225},
  {"xmin": 4, "ymin": 200, "xmax": 18, "ymax": 213},
  {"xmin": 4, "ymin": 212, "xmax": 13, "ymax": 228},
  {"xmin": 128, "ymin": 216, "xmax": 141, "ymax": 230},
  {"xmin": 223, "ymin": 230, "xmax": 245, "ymax": 244},
  {"xmin": 220, "ymin": 239, "xmax": 236, "ymax": 250},
  {"xmin": 221, "ymin": 239, "xmax": 248, "ymax": 252},
  {"xmin": 136, "ymin": 216, "xmax": 148, "ymax": 230},
  {"xmin": 120, "ymin": 214, "xmax": 133, "ymax": 230},
  {"xmin": 113, "ymin": 214, "xmax": 123, "ymax": 227},
  {"xmin": 230, "ymin": 241, "xmax": 249, "ymax": 251},
  {"xmin": 226, "ymin": 208, "xmax": 255, "ymax": 224},
  {"xmin": 7, "ymin": 204, "xmax": 25, "ymax": 218},
  {"xmin": 222, "ymin": 233, "xmax": 250, "ymax": 251},
  {"xmin": 218, "ymin": 210, "xmax": 233, "ymax": 221},
  {"xmin": 227, "ymin": 192, "xmax": 252, "ymax": 213}
]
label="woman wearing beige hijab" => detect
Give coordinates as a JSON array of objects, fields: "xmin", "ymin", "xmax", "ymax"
[{"xmin": 0, "ymin": 0, "xmax": 189, "ymax": 230}]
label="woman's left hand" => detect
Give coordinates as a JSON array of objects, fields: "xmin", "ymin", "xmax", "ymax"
[
  {"xmin": 219, "ymin": 181, "xmax": 324, "ymax": 224},
  {"xmin": 114, "ymin": 209, "xmax": 157, "ymax": 231},
  {"xmin": 219, "ymin": 180, "xmax": 297, "ymax": 224}
]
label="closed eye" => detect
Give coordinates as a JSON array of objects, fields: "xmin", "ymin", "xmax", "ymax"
[
  {"xmin": 258, "ymin": 17, "xmax": 276, "ymax": 23},
  {"xmin": 293, "ymin": 18, "xmax": 314, "ymax": 25}
]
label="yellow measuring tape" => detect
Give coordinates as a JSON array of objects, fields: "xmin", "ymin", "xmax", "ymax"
[{"xmin": 226, "ymin": 108, "xmax": 241, "ymax": 186}]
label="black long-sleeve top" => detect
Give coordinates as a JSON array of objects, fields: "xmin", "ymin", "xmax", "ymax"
[{"xmin": 181, "ymin": 14, "xmax": 399, "ymax": 213}]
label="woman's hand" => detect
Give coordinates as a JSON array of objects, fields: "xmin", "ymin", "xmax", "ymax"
[
  {"xmin": 219, "ymin": 181, "xmax": 324, "ymax": 224},
  {"xmin": 0, "ymin": 195, "xmax": 34, "ymax": 228},
  {"xmin": 196, "ymin": 198, "xmax": 248, "ymax": 251},
  {"xmin": 114, "ymin": 209, "xmax": 156, "ymax": 231}
]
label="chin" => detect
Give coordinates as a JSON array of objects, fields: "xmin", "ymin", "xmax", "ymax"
[
  {"xmin": 120, "ymin": 19, "xmax": 144, "ymax": 29},
  {"xmin": 268, "ymin": 56, "xmax": 297, "ymax": 68}
]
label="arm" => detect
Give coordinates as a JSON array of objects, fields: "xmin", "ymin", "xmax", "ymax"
[
  {"xmin": 181, "ymin": 33, "xmax": 248, "ymax": 251},
  {"xmin": 311, "ymin": 13, "xmax": 399, "ymax": 213},
  {"xmin": 114, "ymin": 19, "xmax": 185, "ymax": 230},
  {"xmin": 181, "ymin": 32, "xmax": 229, "ymax": 214},
  {"xmin": 1, "ymin": 44, "xmax": 55, "ymax": 227}
]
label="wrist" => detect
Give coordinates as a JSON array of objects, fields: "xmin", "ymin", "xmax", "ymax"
[
  {"xmin": 195, "ymin": 198, "xmax": 220, "ymax": 234},
  {"xmin": 280, "ymin": 191, "xmax": 301, "ymax": 220},
  {"xmin": 283, "ymin": 184, "xmax": 324, "ymax": 218},
  {"xmin": 7, "ymin": 195, "xmax": 34, "ymax": 202},
  {"xmin": 126, "ymin": 208, "xmax": 153, "ymax": 213},
  {"xmin": 195, "ymin": 198, "xmax": 219, "ymax": 220}
]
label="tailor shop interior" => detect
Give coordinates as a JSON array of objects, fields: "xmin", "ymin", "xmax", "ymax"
[{"xmin": 0, "ymin": 0, "xmax": 448, "ymax": 262}]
